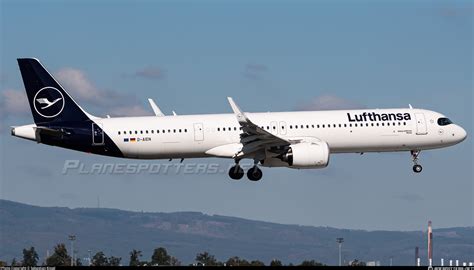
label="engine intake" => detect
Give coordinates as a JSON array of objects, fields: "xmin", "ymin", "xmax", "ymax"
[{"xmin": 282, "ymin": 142, "xmax": 330, "ymax": 169}]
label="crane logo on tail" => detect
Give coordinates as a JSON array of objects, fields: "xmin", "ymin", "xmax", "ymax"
[{"xmin": 33, "ymin": 87, "xmax": 65, "ymax": 118}]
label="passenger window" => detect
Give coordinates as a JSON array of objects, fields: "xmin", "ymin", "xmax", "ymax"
[
  {"xmin": 339, "ymin": 124, "xmax": 342, "ymax": 128},
  {"xmin": 382, "ymin": 123, "xmax": 385, "ymax": 126},
  {"xmin": 185, "ymin": 129, "xmax": 188, "ymax": 132},
  {"xmin": 135, "ymin": 131, "xmax": 138, "ymax": 134},
  {"xmin": 168, "ymin": 129, "xmax": 171, "ymax": 133},
  {"xmin": 317, "ymin": 125, "xmax": 320, "ymax": 128},
  {"xmin": 301, "ymin": 125, "xmax": 304, "ymax": 128},
  {"xmin": 163, "ymin": 130, "xmax": 166, "ymax": 133},
  {"xmin": 217, "ymin": 128, "xmax": 220, "ymax": 131},
  {"xmin": 146, "ymin": 130, "xmax": 148, "ymax": 134},
  {"xmin": 322, "ymin": 125, "xmax": 325, "ymax": 128},
  {"xmin": 306, "ymin": 125, "xmax": 309, "ymax": 128},
  {"xmin": 118, "ymin": 131, "xmax": 121, "ymax": 135},
  {"xmin": 151, "ymin": 130, "xmax": 154, "ymax": 134},
  {"xmin": 179, "ymin": 129, "xmax": 182, "ymax": 133},
  {"xmin": 312, "ymin": 125, "xmax": 314, "ymax": 128},
  {"xmin": 295, "ymin": 125, "xmax": 298, "ymax": 129},
  {"xmin": 344, "ymin": 124, "xmax": 347, "ymax": 127},
  {"xmin": 290, "ymin": 125, "xmax": 293, "ymax": 129},
  {"xmin": 366, "ymin": 123, "xmax": 369, "ymax": 127},
  {"xmin": 173, "ymin": 129, "xmax": 176, "ymax": 133},
  {"xmin": 140, "ymin": 130, "xmax": 143, "ymax": 134}
]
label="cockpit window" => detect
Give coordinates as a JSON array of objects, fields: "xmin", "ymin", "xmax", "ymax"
[{"xmin": 437, "ymin": 118, "xmax": 453, "ymax": 126}]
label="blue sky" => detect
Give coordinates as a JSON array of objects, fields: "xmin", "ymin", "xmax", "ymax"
[{"xmin": 0, "ymin": 0, "xmax": 472, "ymax": 231}]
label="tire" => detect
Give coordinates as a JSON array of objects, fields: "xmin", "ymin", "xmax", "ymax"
[
  {"xmin": 413, "ymin": 164, "xmax": 423, "ymax": 173},
  {"xmin": 228, "ymin": 165, "xmax": 244, "ymax": 180},
  {"xmin": 247, "ymin": 167, "xmax": 263, "ymax": 181}
]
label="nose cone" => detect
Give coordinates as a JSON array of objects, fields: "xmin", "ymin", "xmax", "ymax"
[{"xmin": 458, "ymin": 126, "xmax": 467, "ymax": 142}]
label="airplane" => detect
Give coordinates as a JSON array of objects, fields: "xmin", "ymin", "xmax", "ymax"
[{"xmin": 11, "ymin": 58, "xmax": 467, "ymax": 181}]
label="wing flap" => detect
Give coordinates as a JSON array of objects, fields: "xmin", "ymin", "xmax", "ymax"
[{"xmin": 227, "ymin": 97, "xmax": 290, "ymax": 159}]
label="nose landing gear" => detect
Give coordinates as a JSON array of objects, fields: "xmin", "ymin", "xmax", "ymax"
[{"xmin": 411, "ymin": 150, "xmax": 423, "ymax": 173}]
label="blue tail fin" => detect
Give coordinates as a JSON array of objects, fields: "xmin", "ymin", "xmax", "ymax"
[{"xmin": 17, "ymin": 58, "xmax": 91, "ymax": 124}]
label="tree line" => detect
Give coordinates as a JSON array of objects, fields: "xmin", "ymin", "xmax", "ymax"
[{"xmin": 0, "ymin": 244, "xmax": 325, "ymax": 266}]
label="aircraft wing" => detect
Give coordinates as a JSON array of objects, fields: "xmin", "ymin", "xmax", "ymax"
[{"xmin": 227, "ymin": 97, "xmax": 291, "ymax": 158}]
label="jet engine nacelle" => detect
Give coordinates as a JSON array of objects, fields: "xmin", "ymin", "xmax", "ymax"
[{"xmin": 262, "ymin": 142, "xmax": 330, "ymax": 169}]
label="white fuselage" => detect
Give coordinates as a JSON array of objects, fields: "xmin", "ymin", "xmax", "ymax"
[{"xmin": 96, "ymin": 108, "xmax": 466, "ymax": 160}]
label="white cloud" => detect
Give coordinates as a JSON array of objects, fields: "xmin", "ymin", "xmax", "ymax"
[
  {"xmin": 296, "ymin": 95, "xmax": 366, "ymax": 111},
  {"xmin": 53, "ymin": 67, "xmax": 151, "ymax": 116},
  {"xmin": 54, "ymin": 68, "xmax": 100, "ymax": 102},
  {"xmin": 109, "ymin": 105, "xmax": 151, "ymax": 117},
  {"xmin": 0, "ymin": 89, "xmax": 30, "ymax": 116},
  {"xmin": 0, "ymin": 67, "xmax": 152, "ymax": 123}
]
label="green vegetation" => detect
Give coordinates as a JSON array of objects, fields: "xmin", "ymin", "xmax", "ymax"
[
  {"xmin": 3, "ymin": 244, "xmax": 329, "ymax": 266},
  {"xmin": 270, "ymin": 259, "xmax": 283, "ymax": 266},
  {"xmin": 195, "ymin": 251, "xmax": 223, "ymax": 266},
  {"xmin": 129, "ymin": 249, "xmax": 142, "ymax": 266},
  {"xmin": 45, "ymin": 243, "xmax": 71, "ymax": 266},
  {"xmin": 22, "ymin": 246, "xmax": 39, "ymax": 266}
]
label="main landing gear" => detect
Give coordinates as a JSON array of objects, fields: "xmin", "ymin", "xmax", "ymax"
[
  {"xmin": 411, "ymin": 150, "xmax": 423, "ymax": 173},
  {"xmin": 228, "ymin": 163, "xmax": 244, "ymax": 180},
  {"xmin": 228, "ymin": 160, "xmax": 263, "ymax": 181}
]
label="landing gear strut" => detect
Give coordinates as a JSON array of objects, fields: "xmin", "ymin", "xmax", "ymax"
[
  {"xmin": 411, "ymin": 150, "xmax": 423, "ymax": 173},
  {"xmin": 228, "ymin": 162, "xmax": 244, "ymax": 180}
]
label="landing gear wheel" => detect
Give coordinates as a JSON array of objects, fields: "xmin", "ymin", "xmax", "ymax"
[
  {"xmin": 228, "ymin": 165, "xmax": 244, "ymax": 180},
  {"xmin": 247, "ymin": 166, "xmax": 263, "ymax": 181},
  {"xmin": 413, "ymin": 164, "xmax": 423, "ymax": 173},
  {"xmin": 410, "ymin": 150, "xmax": 423, "ymax": 174}
]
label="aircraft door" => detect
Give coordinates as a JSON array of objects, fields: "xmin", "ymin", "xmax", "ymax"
[
  {"xmin": 414, "ymin": 113, "xmax": 428, "ymax": 135},
  {"xmin": 193, "ymin": 123, "xmax": 204, "ymax": 141},
  {"xmin": 92, "ymin": 123, "xmax": 105, "ymax": 145}
]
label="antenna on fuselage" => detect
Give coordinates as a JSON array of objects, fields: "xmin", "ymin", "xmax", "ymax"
[{"xmin": 409, "ymin": 104, "xmax": 413, "ymax": 109}]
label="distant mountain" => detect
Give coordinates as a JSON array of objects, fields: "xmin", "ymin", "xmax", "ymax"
[{"xmin": 0, "ymin": 199, "xmax": 472, "ymax": 266}]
